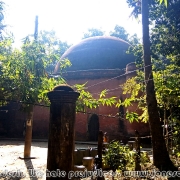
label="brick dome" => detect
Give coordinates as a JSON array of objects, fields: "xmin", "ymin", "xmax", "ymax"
[{"xmin": 54, "ymin": 36, "xmax": 135, "ymax": 72}]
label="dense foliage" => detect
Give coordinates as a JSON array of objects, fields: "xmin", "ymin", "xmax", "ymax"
[
  {"xmin": 109, "ymin": 25, "xmax": 129, "ymax": 42},
  {"xmin": 103, "ymin": 141, "xmax": 150, "ymax": 173},
  {"xmin": 82, "ymin": 28, "xmax": 104, "ymax": 39},
  {"xmin": 103, "ymin": 141, "xmax": 134, "ymax": 172},
  {"xmin": 126, "ymin": 0, "xmax": 180, "ymax": 159}
]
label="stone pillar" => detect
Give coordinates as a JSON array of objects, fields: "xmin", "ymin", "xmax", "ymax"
[{"xmin": 46, "ymin": 84, "xmax": 80, "ymax": 180}]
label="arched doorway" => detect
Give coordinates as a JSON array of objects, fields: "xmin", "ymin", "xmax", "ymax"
[{"xmin": 88, "ymin": 114, "xmax": 99, "ymax": 141}]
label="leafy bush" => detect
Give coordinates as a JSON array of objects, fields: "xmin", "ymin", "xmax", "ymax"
[
  {"xmin": 103, "ymin": 141, "xmax": 135, "ymax": 172},
  {"xmin": 103, "ymin": 141, "xmax": 150, "ymax": 172}
]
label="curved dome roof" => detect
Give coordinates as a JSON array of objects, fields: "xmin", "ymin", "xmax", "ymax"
[{"xmin": 54, "ymin": 36, "xmax": 135, "ymax": 73}]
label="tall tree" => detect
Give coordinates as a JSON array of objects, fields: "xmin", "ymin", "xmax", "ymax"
[
  {"xmin": 0, "ymin": 17, "xmax": 67, "ymax": 158},
  {"xmin": 141, "ymin": 0, "xmax": 176, "ymax": 170},
  {"xmin": 38, "ymin": 30, "xmax": 71, "ymax": 56},
  {"xmin": 38, "ymin": 30, "xmax": 71, "ymax": 74},
  {"xmin": 126, "ymin": 0, "xmax": 178, "ymax": 170},
  {"xmin": 2, "ymin": 38, "xmax": 66, "ymax": 158}
]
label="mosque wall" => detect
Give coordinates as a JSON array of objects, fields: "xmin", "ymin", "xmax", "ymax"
[
  {"xmin": 64, "ymin": 69, "xmax": 149, "ymax": 142},
  {"xmin": 0, "ymin": 67, "xmax": 150, "ymax": 141}
]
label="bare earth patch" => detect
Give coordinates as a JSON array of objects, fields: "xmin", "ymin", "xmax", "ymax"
[
  {"xmin": 0, "ymin": 141, "xmax": 98, "ymax": 180},
  {"xmin": 0, "ymin": 141, "xmax": 48, "ymax": 179}
]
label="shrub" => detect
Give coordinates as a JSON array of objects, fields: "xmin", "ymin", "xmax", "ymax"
[{"xmin": 103, "ymin": 141, "xmax": 134, "ymax": 172}]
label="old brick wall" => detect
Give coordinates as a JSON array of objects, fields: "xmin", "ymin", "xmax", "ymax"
[{"xmin": 0, "ymin": 69, "xmax": 150, "ymax": 141}]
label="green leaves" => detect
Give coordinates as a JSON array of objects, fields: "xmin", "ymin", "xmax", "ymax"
[
  {"xmin": 82, "ymin": 28, "xmax": 104, "ymax": 39},
  {"xmin": 99, "ymin": 89, "xmax": 107, "ymax": 98},
  {"xmin": 58, "ymin": 58, "xmax": 72, "ymax": 71},
  {"xmin": 103, "ymin": 141, "xmax": 135, "ymax": 172},
  {"xmin": 0, "ymin": 31, "xmax": 70, "ymax": 107},
  {"xmin": 122, "ymin": 77, "xmax": 141, "ymax": 97},
  {"xmin": 74, "ymin": 83, "xmax": 118, "ymax": 111},
  {"xmin": 109, "ymin": 25, "xmax": 129, "ymax": 42},
  {"xmin": 38, "ymin": 77, "xmax": 65, "ymax": 103},
  {"xmin": 159, "ymin": 0, "xmax": 168, "ymax": 7},
  {"xmin": 126, "ymin": 111, "xmax": 139, "ymax": 123}
]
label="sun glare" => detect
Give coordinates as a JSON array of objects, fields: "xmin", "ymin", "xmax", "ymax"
[{"xmin": 4, "ymin": 0, "xmax": 142, "ymax": 46}]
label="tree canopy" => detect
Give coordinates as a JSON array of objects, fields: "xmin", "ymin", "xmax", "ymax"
[
  {"xmin": 82, "ymin": 28, "xmax": 105, "ymax": 39},
  {"xmin": 109, "ymin": 25, "xmax": 129, "ymax": 42}
]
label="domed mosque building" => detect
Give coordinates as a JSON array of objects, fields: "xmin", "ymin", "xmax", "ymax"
[
  {"xmin": 0, "ymin": 36, "xmax": 150, "ymax": 141},
  {"xmin": 54, "ymin": 36, "xmax": 150, "ymax": 141}
]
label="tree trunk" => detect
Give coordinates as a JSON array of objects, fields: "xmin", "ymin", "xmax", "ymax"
[
  {"xmin": 141, "ymin": 0, "xmax": 177, "ymax": 171},
  {"xmin": 24, "ymin": 104, "xmax": 34, "ymax": 158}
]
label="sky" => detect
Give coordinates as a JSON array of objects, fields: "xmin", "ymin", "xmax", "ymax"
[{"xmin": 4, "ymin": 0, "xmax": 142, "ymax": 46}]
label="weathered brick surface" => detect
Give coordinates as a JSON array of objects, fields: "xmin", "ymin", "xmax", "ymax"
[{"xmin": 0, "ymin": 71, "xmax": 150, "ymax": 141}]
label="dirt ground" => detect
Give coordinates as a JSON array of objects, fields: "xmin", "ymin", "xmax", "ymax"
[{"xmin": 0, "ymin": 140, "xmax": 97, "ymax": 180}]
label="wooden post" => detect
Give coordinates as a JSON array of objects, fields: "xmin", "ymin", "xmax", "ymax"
[
  {"xmin": 98, "ymin": 131, "xmax": 103, "ymax": 168},
  {"xmin": 135, "ymin": 130, "xmax": 141, "ymax": 171},
  {"xmin": 46, "ymin": 85, "xmax": 79, "ymax": 180},
  {"xmin": 23, "ymin": 104, "xmax": 34, "ymax": 158},
  {"xmin": 97, "ymin": 131, "xmax": 104, "ymax": 180}
]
